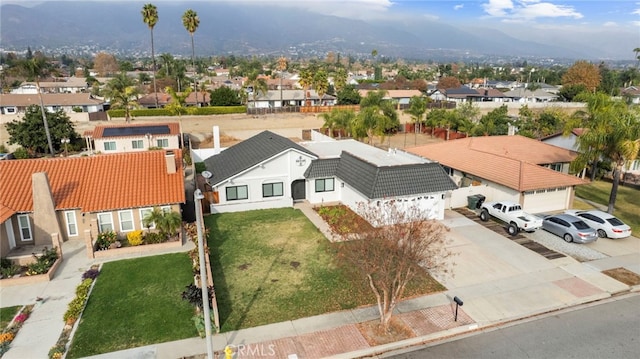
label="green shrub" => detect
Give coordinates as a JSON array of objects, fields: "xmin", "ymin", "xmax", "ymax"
[
  {"xmin": 95, "ymin": 231, "xmax": 117, "ymax": 250},
  {"xmin": 63, "ymin": 279, "xmax": 93, "ymax": 324},
  {"xmin": 13, "ymin": 147, "xmax": 30, "ymax": 159},
  {"xmin": 108, "ymin": 106, "xmax": 245, "ymax": 118},
  {"xmin": 144, "ymin": 232, "xmax": 165, "ymax": 244},
  {"xmin": 194, "ymin": 162, "xmax": 206, "ymax": 173},
  {"xmin": 26, "ymin": 247, "xmax": 59, "ymax": 275}
]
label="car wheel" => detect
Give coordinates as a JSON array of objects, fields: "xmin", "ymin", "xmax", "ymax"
[
  {"xmin": 563, "ymin": 233, "xmax": 573, "ymax": 243},
  {"xmin": 508, "ymin": 223, "xmax": 518, "ymax": 236},
  {"xmin": 597, "ymin": 229, "xmax": 607, "ymax": 238},
  {"xmin": 480, "ymin": 210, "xmax": 489, "ymax": 222}
]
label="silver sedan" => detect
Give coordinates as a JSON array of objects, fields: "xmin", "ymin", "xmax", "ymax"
[{"xmin": 542, "ymin": 214, "xmax": 598, "ymax": 244}]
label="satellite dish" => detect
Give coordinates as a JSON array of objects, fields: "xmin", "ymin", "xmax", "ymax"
[{"xmin": 201, "ymin": 171, "xmax": 212, "ymax": 179}]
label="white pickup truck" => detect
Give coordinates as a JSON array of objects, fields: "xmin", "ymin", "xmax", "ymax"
[{"xmin": 479, "ymin": 201, "xmax": 543, "ymax": 236}]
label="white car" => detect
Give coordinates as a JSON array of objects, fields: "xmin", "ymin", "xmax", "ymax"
[{"xmin": 564, "ymin": 210, "xmax": 632, "ymax": 239}]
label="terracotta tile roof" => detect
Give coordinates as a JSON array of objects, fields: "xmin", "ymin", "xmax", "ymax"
[
  {"xmin": 0, "ymin": 204, "xmax": 15, "ymax": 223},
  {"xmin": 406, "ymin": 136, "xmax": 585, "ymax": 191},
  {"xmin": 90, "ymin": 122, "xmax": 180, "ymax": 139},
  {"xmin": 0, "ymin": 151, "xmax": 185, "ymax": 214}
]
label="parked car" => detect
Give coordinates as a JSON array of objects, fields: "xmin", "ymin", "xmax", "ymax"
[
  {"xmin": 542, "ymin": 214, "xmax": 598, "ymax": 244},
  {"xmin": 479, "ymin": 200, "xmax": 543, "ymax": 236},
  {"xmin": 564, "ymin": 210, "xmax": 632, "ymax": 239}
]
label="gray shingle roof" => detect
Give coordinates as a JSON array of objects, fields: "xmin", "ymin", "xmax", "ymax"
[
  {"xmin": 335, "ymin": 152, "xmax": 457, "ymax": 199},
  {"xmin": 304, "ymin": 158, "xmax": 341, "ymax": 178},
  {"xmin": 203, "ymin": 130, "xmax": 316, "ymax": 186}
]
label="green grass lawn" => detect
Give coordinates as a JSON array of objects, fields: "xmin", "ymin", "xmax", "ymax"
[
  {"xmin": 209, "ymin": 208, "xmax": 444, "ymax": 332},
  {"xmin": 574, "ymin": 180, "xmax": 640, "ymax": 235},
  {"xmin": 66, "ymin": 253, "xmax": 197, "ymax": 358},
  {"xmin": 0, "ymin": 306, "xmax": 21, "ymax": 329}
]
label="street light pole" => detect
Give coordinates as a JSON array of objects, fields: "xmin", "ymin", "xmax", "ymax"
[
  {"xmin": 194, "ymin": 189, "xmax": 214, "ymax": 359},
  {"xmin": 61, "ymin": 138, "xmax": 70, "ymax": 157}
]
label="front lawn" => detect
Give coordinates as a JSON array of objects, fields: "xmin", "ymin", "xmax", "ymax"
[
  {"xmin": 66, "ymin": 253, "xmax": 197, "ymax": 358},
  {"xmin": 574, "ymin": 180, "xmax": 640, "ymax": 235},
  {"xmin": 209, "ymin": 208, "xmax": 445, "ymax": 332},
  {"xmin": 0, "ymin": 306, "xmax": 21, "ymax": 330}
]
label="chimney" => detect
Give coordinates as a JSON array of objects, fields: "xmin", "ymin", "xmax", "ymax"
[
  {"xmin": 165, "ymin": 151, "xmax": 176, "ymax": 174},
  {"xmin": 32, "ymin": 172, "xmax": 63, "ymax": 246},
  {"xmin": 213, "ymin": 125, "xmax": 221, "ymax": 155}
]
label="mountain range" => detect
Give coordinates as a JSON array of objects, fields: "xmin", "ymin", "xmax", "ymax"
[{"xmin": 0, "ymin": 1, "xmax": 633, "ymax": 62}]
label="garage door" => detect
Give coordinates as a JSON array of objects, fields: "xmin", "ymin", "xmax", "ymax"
[{"xmin": 522, "ymin": 187, "xmax": 570, "ymax": 214}]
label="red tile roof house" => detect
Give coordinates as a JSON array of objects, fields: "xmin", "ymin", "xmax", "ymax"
[
  {"xmin": 0, "ymin": 151, "xmax": 185, "ymax": 264},
  {"xmin": 407, "ymin": 135, "xmax": 586, "ymax": 213},
  {"xmin": 86, "ymin": 122, "xmax": 181, "ymax": 154}
]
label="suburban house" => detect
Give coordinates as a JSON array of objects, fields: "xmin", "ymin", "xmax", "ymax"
[
  {"xmin": 358, "ymin": 89, "xmax": 424, "ymax": 107},
  {"xmin": 542, "ymin": 128, "xmax": 640, "ymax": 176},
  {"xmin": 406, "ymin": 135, "xmax": 586, "ymax": 213},
  {"xmin": 502, "ymin": 88, "xmax": 558, "ymax": 103},
  {"xmin": 201, "ymin": 130, "xmax": 457, "ymax": 221},
  {"xmin": 621, "ymin": 86, "xmax": 640, "ymax": 104},
  {"xmin": 10, "ymin": 77, "xmax": 90, "ymax": 94},
  {"xmin": 86, "ymin": 122, "xmax": 181, "ymax": 154},
  {"xmin": 0, "ymin": 93, "xmax": 106, "ymax": 115},
  {"xmin": 0, "ymin": 150, "xmax": 185, "ymax": 256},
  {"xmin": 248, "ymin": 90, "xmax": 337, "ymax": 108},
  {"xmin": 137, "ymin": 91, "xmax": 211, "ymax": 108}
]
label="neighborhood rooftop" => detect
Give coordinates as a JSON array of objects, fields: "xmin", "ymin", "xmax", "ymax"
[{"xmin": 300, "ymin": 139, "xmax": 429, "ymax": 166}]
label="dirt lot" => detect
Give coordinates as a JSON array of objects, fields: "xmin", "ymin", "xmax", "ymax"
[{"xmin": 1, "ymin": 112, "xmax": 442, "ymax": 152}]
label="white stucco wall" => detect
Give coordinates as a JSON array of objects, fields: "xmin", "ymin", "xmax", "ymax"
[
  {"xmin": 95, "ymin": 135, "xmax": 179, "ymax": 153},
  {"xmin": 210, "ymin": 150, "xmax": 315, "ymax": 213}
]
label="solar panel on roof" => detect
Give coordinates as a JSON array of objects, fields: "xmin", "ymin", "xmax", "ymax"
[{"xmin": 102, "ymin": 125, "xmax": 171, "ymax": 137}]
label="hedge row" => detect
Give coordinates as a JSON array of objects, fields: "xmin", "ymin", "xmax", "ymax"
[{"xmin": 107, "ymin": 106, "xmax": 246, "ymax": 118}]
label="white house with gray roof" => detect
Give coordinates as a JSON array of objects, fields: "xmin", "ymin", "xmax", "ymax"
[{"xmin": 202, "ymin": 130, "xmax": 457, "ymax": 220}]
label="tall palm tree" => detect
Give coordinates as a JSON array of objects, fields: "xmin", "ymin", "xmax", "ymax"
[
  {"xmin": 313, "ymin": 70, "xmax": 329, "ymax": 106},
  {"xmin": 299, "ymin": 68, "xmax": 313, "ymax": 107},
  {"xmin": 182, "ymin": 9, "xmax": 200, "ymax": 106},
  {"xmin": 104, "ymin": 73, "xmax": 140, "ymax": 123},
  {"xmin": 245, "ymin": 71, "xmax": 268, "ymax": 108},
  {"xmin": 13, "ymin": 56, "xmax": 56, "ymax": 155},
  {"xmin": 277, "ymin": 57, "xmax": 287, "ymax": 107},
  {"xmin": 142, "ymin": 3, "xmax": 159, "ymax": 108}
]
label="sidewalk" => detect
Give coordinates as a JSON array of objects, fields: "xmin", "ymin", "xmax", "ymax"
[{"xmin": 2, "ymin": 206, "xmax": 638, "ymax": 359}]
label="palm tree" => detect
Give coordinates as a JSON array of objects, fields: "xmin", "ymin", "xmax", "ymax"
[
  {"xmin": 353, "ymin": 90, "xmax": 399, "ymax": 144},
  {"xmin": 321, "ymin": 108, "xmax": 355, "ymax": 138},
  {"xmin": 182, "ymin": 9, "xmax": 200, "ymax": 106},
  {"xmin": 299, "ymin": 68, "xmax": 313, "ymax": 106},
  {"xmin": 142, "ymin": 3, "xmax": 159, "ymax": 108},
  {"xmin": 277, "ymin": 56, "xmax": 287, "ymax": 107},
  {"xmin": 245, "ymin": 71, "xmax": 268, "ymax": 108},
  {"xmin": 404, "ymin": 96, "xmax": 427, "ymax": 146},
  {"xmin": 104, "ymin": 72, "xmax": 140, "ymax": 123},
  {"xmin": 12, "ymin": 56, "xmax": 56, "ymax": 155},
  {"xmin": 570, "ymin": 92, "xmax": 640, "ymax": 213},
  {"xmin": 143, "ymin": 208, "xmax": 183, "ymax": 240},
  {"xmin": 313, "ymin": 70, "xmax": 329, "ymax": 106},
  {"xmin": 165, "ymin": 86, "xmax": 192, "ymax": 148}
]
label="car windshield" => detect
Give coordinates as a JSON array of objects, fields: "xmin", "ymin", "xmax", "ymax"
[
  {"xmin": 606, "ymin": 217, "xmax": 625, "ymax": 226},
  {"xmin": 572, "ymin": 220, "xmax": 590, "ymax": 230}
]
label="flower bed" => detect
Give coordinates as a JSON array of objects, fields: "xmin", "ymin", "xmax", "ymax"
[
  {"xmin": 0, "ymin": 248, "xmax": 62, "ymax": 287},
  {"xmin": 0, "ymin": 305, "xmax": 33, "ymax": 356},
  {"xmin": 92, "ymin": 230, "xmax": 183, "ymax": 259}
]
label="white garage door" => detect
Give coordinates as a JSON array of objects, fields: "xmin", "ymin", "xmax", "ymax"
[{"xmin": 522, "ymin": 187, "xmax": 570, "ymax": 214}]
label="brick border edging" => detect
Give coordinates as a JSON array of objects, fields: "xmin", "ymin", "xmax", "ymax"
[{"xmin": 0, "ymin": 257, "xmax": 62, "ymax": 287}]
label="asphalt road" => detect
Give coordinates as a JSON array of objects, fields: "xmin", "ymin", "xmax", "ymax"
[{"xmin": 384, "ymin": 293, "xmax": 640, "ymax": 359}]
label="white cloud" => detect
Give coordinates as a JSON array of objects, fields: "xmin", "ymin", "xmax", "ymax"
[
  {"xmin": 633, "ymin": 21, "xmax": 640, "ymax": 27},
  {"xmin": 482, "ymin": 0, "xmax": 582, "ymax": 20},
  {"xmin": 602, "ymin": 21, "xmax": 618, "ymax": 27},
  {"xmin": 454, "ymin": 4, "xmax": 464, "ymax": 11}
]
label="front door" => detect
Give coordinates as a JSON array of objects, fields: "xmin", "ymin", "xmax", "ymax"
[{"xmin": 291, "ymin": 180, "xmax": 306, "ymax": 201}]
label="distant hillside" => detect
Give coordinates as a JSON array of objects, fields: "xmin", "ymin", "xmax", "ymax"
[{"xmin": 0, "ymin": 1, "xmax": 600, "ymax": 60}]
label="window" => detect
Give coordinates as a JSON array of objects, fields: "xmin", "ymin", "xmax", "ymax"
[
  {"xmin": 140, "ymin": 208, "xmax": 155, "ymax": 229},
  {"xmin": 262, "ymin": 182, "xmax": 284, "ymax": 198},
  {"xmin": 17, "ymin": 214, "xmax": 32, "ymax": 241},
  {"xmin": 315, "ymin": 178, "xmax": 334, "ymax": 192},
  {"xmin": 226, "ymin": 185, "xmax": 248, "ymax": 201},
  {"xmin": 156, "ymin": 138, "xmax": 169, "ymax": 148},
  {"xmin": 65, "ymin": 211, "xmax": 78, "ymax": 237},
  {"xmin": 118, "ymin": 210, "xmax": 134, "ymax": 232},
  {"xmin": 549, "ymin": 163, "xmax": 562, "ymax": 172},
  {"xmin": 97, "ymin": 213, "xmax": 114, "ymax": 233},
  {"xmin": 132, "ymin": 140, "xmax": 144, "ymax": 149},
  {"xmin": 104, "ymin": 141, "xmax": 116, "ymax": 151}
]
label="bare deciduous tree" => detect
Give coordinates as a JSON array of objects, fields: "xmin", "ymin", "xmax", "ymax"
[{"xmin": 333, "ymin": 202, "xmax": 455, "ymax": 333}]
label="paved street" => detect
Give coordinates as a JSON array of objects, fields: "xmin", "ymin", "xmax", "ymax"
[{"xmin": 384, "ymin": 293, "xmax": 640, "ymax": 359}]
